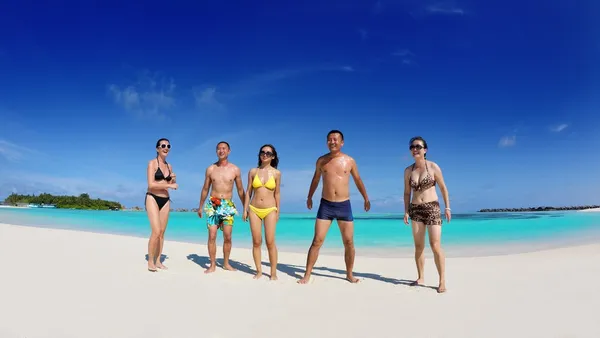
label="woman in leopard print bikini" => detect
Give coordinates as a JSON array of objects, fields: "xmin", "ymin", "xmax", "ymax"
[{"xmin": 403, "ymin": 136, "xmax": 451, "ymax": 293}]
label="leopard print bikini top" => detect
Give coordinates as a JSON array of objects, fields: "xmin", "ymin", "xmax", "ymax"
[{"xmin": 410, "ymin": 161, "xmax": 436, "ymax": 192}]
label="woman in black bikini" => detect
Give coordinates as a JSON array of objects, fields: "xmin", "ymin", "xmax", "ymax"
[
  {"xmin": 403, "ymin": 136, "xmax": 451, "ymax": 293},
  {"xmin": 145, "ymin": 138, "xmax": 178, "ymax": 272}
]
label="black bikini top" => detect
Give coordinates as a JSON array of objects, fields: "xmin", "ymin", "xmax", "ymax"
[{"xmin": 154, "ymin": 157, "xmax": 172, "ymax": 182}]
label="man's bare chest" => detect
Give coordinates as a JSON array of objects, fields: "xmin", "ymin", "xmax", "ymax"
[
  {"xmin": 210, "ymin": 170, "xmax": 235, "ymax": 183},
  {"xmin": 322, "ymin": 162, "xmax": 351, "ymax": 177}
]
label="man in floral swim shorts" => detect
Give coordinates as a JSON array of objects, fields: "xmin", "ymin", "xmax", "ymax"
[{"xmin": 198, "ymin": 141, "xmax": 246, "ymax": 273}]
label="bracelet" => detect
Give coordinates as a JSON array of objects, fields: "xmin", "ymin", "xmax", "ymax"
[{"xmin": 445, "ymin": 208, "xmax": 451, "ymax": 211}]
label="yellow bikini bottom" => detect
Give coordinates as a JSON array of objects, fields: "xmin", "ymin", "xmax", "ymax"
[{"xmin": 249, "ymin": 204, "xmax": 278, "ymax": 220}]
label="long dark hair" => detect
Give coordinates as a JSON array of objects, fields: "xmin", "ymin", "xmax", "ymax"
[
  {"xmin": 257, "ymin": 144, "xmax": 279, "ymax": 169},
  {"xmin": 409, "ymin": 136, "xmax": 428, "ymax": 158}
]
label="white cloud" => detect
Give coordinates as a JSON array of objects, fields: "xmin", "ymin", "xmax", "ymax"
[
  {"xmin": 410, "ymin": 2, "xmax": 467, "ymax": 18},
  {"xmin": 392, "ymin": 49, "xmax": 417, "ymax": 66},
  {"xmin": 425, "ymin": 3, "xmax": 465, "ymax": 15},
  {"xmin": 194, "ymin": 65, "xmax": 355, "ymax": 106},
  {"xmin": 108, "ymin": 70, "xmax": 176, "ymax": 119},
  {"xmin": 0, "ymin": 140, "xmax": 40, "ymax": 162},
  {"xmin": 498, "ymin": 135, "xmax": 516, "ymax": 148},
  {"xmin": 193, "ymin": 86, "xmax": 225, "ymax": 111},
  {"xmin": 550, "ymin": 123, "xmax": 568, "ymax": 132}
]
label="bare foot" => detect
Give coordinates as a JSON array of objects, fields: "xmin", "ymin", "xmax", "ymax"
[
  {"xmin": 204, "ymin": 265, "xmax": 216, "ymax": 274},
  {"xmin": 156, "ymin": 263, "xmax": 168, "ymax": 270},
  {"xmin": 410, "ymin": 279, "xmax": 424, "ymax": 286},
  {"xmin": 148, "ymin": 264, "xmax": 157, "ymax": 272},
  {"xmin": 223, "ymin": 264, "xmax": 237, "ymax": 271},
  {"xmin": 346, "ymin": 275, "xmax": 360, "ymax": 283},
  {"xmin": 270, "ymin": 274, "xmax": 278, "ymax": 281},
  {"xmin": 297, "ymin": 276, "xmax": 310, "ymax": 284},
  {"xmin": 253, "ymin": 271, "xmax": 263, "ymax": 279},
  {"xmin": 437, "ymin": 282, "xmax": 447, "ymax": 293}
]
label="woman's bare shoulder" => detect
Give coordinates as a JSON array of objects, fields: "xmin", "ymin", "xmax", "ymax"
[{"xmin": 428, "ymin": 160, "xmax": 441, "ymax": 170}]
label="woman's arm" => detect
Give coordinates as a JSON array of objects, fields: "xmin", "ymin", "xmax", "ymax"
[
  {"xmin": 403, "ymin": 167, "xmax": 411, "ymax": 214},
  {"xmin": 432, "ymin": 162, "xmax": 450, "ymax": 210},
  {"xmin": 275, "ymin": 170, "xmax": 281, "ymax": 212},
  {"xmin": 168, "ymin": 164, "xmax": 176, "ymax": 184}
]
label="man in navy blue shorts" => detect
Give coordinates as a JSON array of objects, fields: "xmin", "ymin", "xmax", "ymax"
[{"xmin": 298, "ymin": 130, "xmax": 371, "ymax": 284}]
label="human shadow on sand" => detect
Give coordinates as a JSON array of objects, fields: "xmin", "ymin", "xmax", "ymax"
[
  {"xmin": 263, "ymin": 261, "xmax": 433, "ymax": 288},
  {"xmin": 186, "ymin": 254, "xmax": 255, "ymax": 276},
  {"xmin": 310, "ymin": 265, "xmax": 438, "ymax": 289},
  {"xmin": 262, "ymin": 262, "xmax": 346, "ymax": 282}
]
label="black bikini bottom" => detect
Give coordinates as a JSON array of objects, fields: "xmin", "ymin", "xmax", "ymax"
[{"xmin": 146, "ymin": 193, "xmax": 170, "ymax": 210}]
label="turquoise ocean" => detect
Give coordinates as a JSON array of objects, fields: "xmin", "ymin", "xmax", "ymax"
[{"xmin": 1, "ymin": 207, "xmax": 599, "ymax": 256}]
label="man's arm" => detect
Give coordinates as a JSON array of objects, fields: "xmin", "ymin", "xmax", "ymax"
[
  {"xmin": 243, "ymin": 168, "xmax": 255, "ymax": 212},
  {"xmin": 199, "ymin": 166, "xmax": 212, "ymax": 208},
  {"xmin": 234, "ymin": 166, "xmax": 245, "ymax": 206},
  {"xmin": 306, "ymin": 157, "xmax": 322, "ymax": 200},
  {"xmin": 403, "ymin": 167, "xmax": 411, "ymax": 214},
  {"xmin": 350, "ymin": 158, "xmax": 369, "ymax": 202}
]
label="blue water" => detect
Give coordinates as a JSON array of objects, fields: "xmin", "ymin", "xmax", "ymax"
[{"xmin": 2, "ymin": 207, "xmax": 600, "ymax": 255}]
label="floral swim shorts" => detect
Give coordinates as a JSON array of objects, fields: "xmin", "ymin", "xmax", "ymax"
[{"xmin": 203, "ymin": 196, "xmax": 238, "ymax": 230}]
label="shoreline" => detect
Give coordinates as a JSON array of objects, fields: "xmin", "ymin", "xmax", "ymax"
[{"xmin": 3, "ymin": 221, "xmax": 599, "ymax": 259}]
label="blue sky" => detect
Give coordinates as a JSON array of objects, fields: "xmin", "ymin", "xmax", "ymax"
[{"xmin": 0, "ymin": 0, "xmax": 598, "ymax": 213}]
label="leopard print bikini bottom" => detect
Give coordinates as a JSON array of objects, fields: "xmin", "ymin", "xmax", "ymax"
[{"xmin": 409, "ymin": 201, "xmax": 443, "ymax": 225}]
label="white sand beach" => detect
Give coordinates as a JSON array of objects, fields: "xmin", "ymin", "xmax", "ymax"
[
  {"xmin": 579, "ymin": 207, "xmax": 600, "ymax": 212},
  {"xmin": 0, "ymin": 222, "xmax": 599, "ymax": 338}
]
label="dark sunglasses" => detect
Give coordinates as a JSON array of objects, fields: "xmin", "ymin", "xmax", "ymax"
[
  {"xmin": 259, "ymin": 150, "xmax": 273, "ymax": 157},
  {"xmin": 160, "ymin": 144, "xmax": 171, "ymax": 149},
  {"xmin": 409, "ymin": 144, "xmax": 424, "ymax": 150}
]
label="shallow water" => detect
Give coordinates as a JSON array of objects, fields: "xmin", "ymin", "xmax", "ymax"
[{"xmin": 2, "ymin": 207, "xmax": 599, "ymax": 257}]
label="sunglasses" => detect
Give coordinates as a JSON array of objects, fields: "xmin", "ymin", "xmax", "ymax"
[
  {"xmin": 160, "ymin": 144, "xmax": 171, "ymax": 149},
  {"xmin": 409, "ymin": 144, "xmax": 424, "ymax": 150},
  {"xmin": 259, "ymin": 151, "xmax": 273, "ymax": 157}
]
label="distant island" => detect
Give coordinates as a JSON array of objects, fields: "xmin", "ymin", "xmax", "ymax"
[
  {"xmin": 2, "ymin": 193, "xmax": 123, "ymax": 211},
  {"xmin": 479, "ymin": 205, "xmax": 600, "ymax": 212}
]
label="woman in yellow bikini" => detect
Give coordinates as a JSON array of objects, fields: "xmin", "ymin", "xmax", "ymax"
[{"xmin": 242, "ymin": 144, "xmax": 281, "ymax": 280}]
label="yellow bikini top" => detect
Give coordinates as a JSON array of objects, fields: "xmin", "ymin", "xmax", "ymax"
[{"xmin": 252, "ymin": 170, "xmax": 277, "ymax": 190}]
